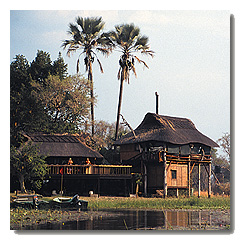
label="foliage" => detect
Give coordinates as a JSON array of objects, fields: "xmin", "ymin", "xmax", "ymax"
[
  {"xmin": 107, "ymin": 23, "xmax": 154, "ymax": 83},
  {"xmin": 52, "ymin": 52, "xmax": 68, "ymax": 80},
  {"xmin": 93, "ymin": 120, "xmax": 130, "ymax": 150},
  {"xmin": 30, "ymin": 50, "xmax": 53, "ymax": 83},
  {"xmin": 217, "ymin": 132, "xmax": 230, "ymax": 161},
  {"xmin": 10, "ymin": 142, "xmax": 47, "ymax": 192},
  {"xmin": 31, "ymin": 74, "xmax": 92, "ymax": 132},
  {"xmin": 10, "ymin": 51, "xmax": 92, "ymax": 144},
  {"xmin": 29, "ymin": 50, "xmax": 68, "ymax": 83},
  {"xmin": 62, "ymin": 16, "xmax": 112, "ymax": 74},
  {"xmin": 210, "ymin": 133, "xmax": 230, "ymax": 195},
  {"xmin": 10, "ymin": 54, "xmax": 46, "ymax": 146}
]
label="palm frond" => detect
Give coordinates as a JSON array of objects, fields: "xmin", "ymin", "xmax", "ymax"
[
  {"xmin": 76, "ymin": 16, "xmax": 104, "ymax": 36},
  {"xmin": 117, "ymin": 67, "xmax": 121, "ymax": 80},
  {"xmin": 135, "ymin": 35, "xmax": 149, "ymax": 47},
  {"xmin": 133, "ymin": 55, "xmax": 149, "ymax": 68},
  {"xmin": 141, "ymin": 49, "xmax": 155, "ymax": 58},
  {"xmin": 131, "ymin": 63, "xmax": 137, "ymax": 78},
  {"xmin": 96, "ymin": 47, "xmax": 112, "ymax": 56},
  {"xmin": 76, "ymin": 58, "xmax": 80, "ymax": 74},
  {"xmin": 97, "ymin": 59, "xmax": 104, "ymax": 73}
]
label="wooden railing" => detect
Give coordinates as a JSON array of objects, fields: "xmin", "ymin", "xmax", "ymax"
[
  {"xmin": 47, "ymin": 164, "xmax": 132, "ymax": 176},
  {"xmin": 142, "ymin": 152, "xmax": 212, "ymax": 162}
]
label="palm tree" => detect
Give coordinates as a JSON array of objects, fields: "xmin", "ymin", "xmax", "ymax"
[
  {"xmin": 62, "ymin": 16, "xmax": 112, "ymax": 136},
  {"xmin": 107, "ymin": 23, "xmax": 154, "ymax": 140}
]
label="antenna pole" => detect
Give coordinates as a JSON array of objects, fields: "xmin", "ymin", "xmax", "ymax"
[{"xmin": 155, "ymin": 92, "xmax": 159, "ymax": 114}]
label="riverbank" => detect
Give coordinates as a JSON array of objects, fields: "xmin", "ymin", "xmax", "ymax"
[{"xmin": 77, "ymin": 195, "xmax": 230, "ymax": 210}]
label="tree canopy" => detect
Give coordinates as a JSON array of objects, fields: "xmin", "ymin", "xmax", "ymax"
[{"xmin": 10, "ymin": 50, "xmax": 93, "ymax": 146}]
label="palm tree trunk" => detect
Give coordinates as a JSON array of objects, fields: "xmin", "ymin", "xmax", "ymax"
[
  {"xmin": 88, "ymin": 61, "xmax": 95, "ymax": 136},
  {"xmin": 115, "ymin": 69, "xmax": 125, "ymax": 140}
]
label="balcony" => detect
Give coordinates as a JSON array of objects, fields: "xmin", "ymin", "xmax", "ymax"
[{"xmin": 47, "ymin": 164, "xmax": 132, "ymax": 176}]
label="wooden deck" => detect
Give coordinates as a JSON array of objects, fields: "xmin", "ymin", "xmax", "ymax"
[{"xmin": 47, "ymin": 164, "xmax": 132, "ymax": 176}]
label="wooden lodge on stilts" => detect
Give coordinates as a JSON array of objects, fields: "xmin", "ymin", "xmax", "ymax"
[
  {"xmin": 114, "ymin": 112, "xmax": 219, "ymax": 198},
  {"xmin": 21, "ymin": 109, "xmax": 218, "ymax": 198},
  {"xmin": 22, "ymin": 133, "xmax": 132, "ymax": 196}
]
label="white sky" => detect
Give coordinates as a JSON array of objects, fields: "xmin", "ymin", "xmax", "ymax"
[{"xmin": 10, "ymin": 10, "xmax": 230, "ymax": 145}]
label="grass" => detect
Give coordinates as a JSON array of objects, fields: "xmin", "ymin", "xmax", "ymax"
[{"xmin": 71, "ymin": 195, "xmax": 230, "ymax": 210}]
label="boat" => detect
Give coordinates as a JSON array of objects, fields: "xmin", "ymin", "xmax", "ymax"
[
  {"xmin": 50, "ymin": 194, "xmax": 88, "ymax": 210},
  {"xmin": 11, "ymin": 194, "xmax": 49, "ymax": 209}
]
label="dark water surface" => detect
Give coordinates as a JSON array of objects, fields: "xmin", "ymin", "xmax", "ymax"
[{"xmin": 21, "ymin": 209, "xmax": 229, "ymax": 230}]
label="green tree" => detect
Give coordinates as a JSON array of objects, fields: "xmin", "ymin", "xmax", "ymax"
[
  {"xmin": 210, "ymin": 133, "xmax": 230, "ymax": 195},
  {"xmin": 10, "ymin": 142, "xmax": 47, "ymax": 193},
  {"xmin": 10, "ymin": 55, "xmax": 45, "ymax": 146},
  {"xmin": 62, "ymin": 16, "xmax": 112, "ymax": 136},
  {"xmin": 31, "ymin": 74, "xmax": 92, "ymax": 132},
  {"xmin": 30, "ymin": 50, "xmax": 53, "ymax": 83},
  {"xmin": 107, "ymin": 23, "xmax": 154, "ymax": 140},
  {"xmin": 10, "ymin": 51, "xmax": 71, "ymax": 143},
  {"xmin": 52, "ymin": 52, "xmax": 68, "ymax": 80}
]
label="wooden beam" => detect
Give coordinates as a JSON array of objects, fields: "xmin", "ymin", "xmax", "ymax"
[
  {"xmin": 198, "ymin": 163, "xmax": 201, "ymax": 198},
  {"xmin": 164, "ymin": 148, "xmax": 167, "ymax": 198},
  {"xmin": 188, "ymin": 157, "xmax": 191, "ymax": 197},
  {"xmin": 208, "ymin": 163, "xmax": 212, "ymax": 198},
  {"xmin": 144, "ymin": 164, "xmax": 147, "ymax": 196},
  {"xmin": 166, "ymin": 161, "xmax": 172, "ymax": 172},
  {"xmin": 190, "ymin": 162, "xmax": 196, "ymax": 174}
]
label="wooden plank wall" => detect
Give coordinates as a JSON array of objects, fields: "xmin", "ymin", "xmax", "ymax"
[{"xmin": 167, "ymin": 164, "xmax": 188, "ymax": 188}]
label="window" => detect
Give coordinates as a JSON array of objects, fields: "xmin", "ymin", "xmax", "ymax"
[{"xmin": 171, "ymin": 170, "xmax": 177, "ymax": 179}]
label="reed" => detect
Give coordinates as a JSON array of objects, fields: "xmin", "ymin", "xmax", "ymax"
[{"xmin": 84, "ymin": 196, "xmax": 230, "ymax": 210}]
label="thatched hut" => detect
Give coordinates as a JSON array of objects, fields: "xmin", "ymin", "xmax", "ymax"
[
  {"xmin": 115, "ymin": 112, "xmax": 219, "ymax": 197},
  {"xmin": 23, "ymin": 133, "xmax": 103, "ymax": 165}
]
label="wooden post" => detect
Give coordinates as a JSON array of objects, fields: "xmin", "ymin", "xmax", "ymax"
[
  {"xmin": 208, "ymin": 163, "xmax": 211, "ymax": 198},
  {"xmin": 188, "ymin": 157, "xmax": 191, "ymax": 197},
  {"xmin": 163, "ymin": 148, "xmax": 167, "ymax": 198},
  {"xmin": 198, "ymin": 163, "xmax": 201, "ymax": 198},
  {"xmin": 144, "ymin": 164, "xmax": 147, "ymax": 196},
  {"xmin": 60, "ymin": 173, "xmax": 63, "ymax": 196}
]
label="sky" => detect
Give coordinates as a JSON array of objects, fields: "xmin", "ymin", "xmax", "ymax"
[{"xmin": 10, "ymin": 10, "xmax": 230, "ymax": 147}]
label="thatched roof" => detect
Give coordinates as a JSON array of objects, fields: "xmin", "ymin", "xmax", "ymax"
[
  {"xmin": 115, "ymin": 113, "xmax": 219, "ymax": 147},
  {"xmin": 24, "ymin": 133, "xmax": 103, "ymax": 158}
]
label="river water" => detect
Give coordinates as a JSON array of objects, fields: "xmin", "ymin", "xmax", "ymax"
[{"xmin": 22, "ymin": 209, "xmax": 230, "ymax": 230}]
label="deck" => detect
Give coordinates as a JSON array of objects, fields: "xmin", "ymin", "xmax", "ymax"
[{"xmin": 47, "ymin": 164, "xmax": 132, "ymax": 177}]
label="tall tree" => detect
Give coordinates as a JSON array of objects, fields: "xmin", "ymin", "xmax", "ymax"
[
  {"xmin": 107, "ymin": 23, "xmax": 154, "ymax": 140},
  {"xmin": 62, "ymin": 16, "xmax": 112, "ymax": 136},
  {"xmin": 10, "ymin": 55, "xmax": 44, "ymax": 146}
]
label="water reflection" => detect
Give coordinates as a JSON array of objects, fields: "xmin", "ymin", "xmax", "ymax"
[{"xmin": 24, "ymin": 209, "xmax": 215, "ymax": 230}]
